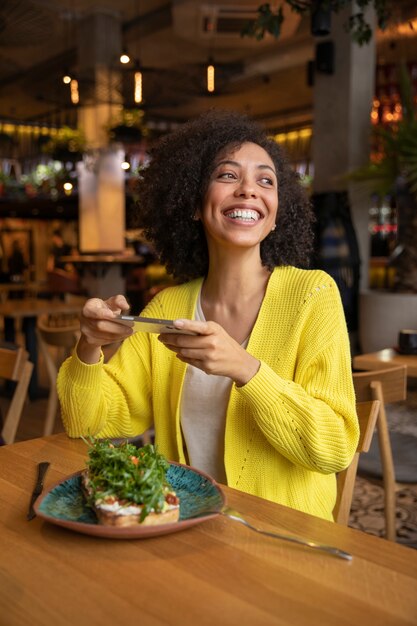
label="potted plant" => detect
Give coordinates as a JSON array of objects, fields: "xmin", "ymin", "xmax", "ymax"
[
  {"xmin": 350, "ymin": 65, "xmax": 417, "ymax": 293},
  {"xmin": 346, "ymin": 65, "xmax": 417, "ymax": 352},
  {"xmin": 25, "ymin": 162, "xmax": 70, "ymax": 197},
  {"xmin": 0, "ymin": 170, "xmax": 12, "ymax": 197}
]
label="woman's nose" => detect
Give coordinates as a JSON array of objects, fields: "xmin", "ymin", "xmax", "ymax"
[{"xmin": 234, "ymin": 177, "xmax": 257, "ymax": 197}]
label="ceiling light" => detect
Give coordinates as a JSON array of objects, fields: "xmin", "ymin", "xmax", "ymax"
[
  {"xmin": 134, "ymin": 69, "xmax": 143, "ymax": 104},
  {"xmin": 120, "ymin": 50, "xmax": 131, "ymax": 64},
  {"xmin": 70, "ymin": 78, "xmax": 79, "ymax": 104},
  {"xmin": 207, "ymin": 58, "xmax": 215, "ymax": 93},
  {"xmin": 62, "ymin": 70, "xmax": 71, "ymax": 84}
]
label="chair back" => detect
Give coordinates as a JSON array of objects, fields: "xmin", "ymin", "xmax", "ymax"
[
  {"xmin": 333, "ymin": 400, "xmax": 380, "ymax": 525},
  {"xmin": 47, "ymin": 269, "xmax": 80, "ymax": 295},
  {"xmin": 36, "ymin": 314, "xmax": 80, "ymax": 436},
  {"xmin": 37, "ymin": 314, "xmax": 80, "ymax": 349},
  {"xmin": 351, "ymin": 364, "xmax": 407, "ymax": 542},
  {"xmin": 353, "ymin": 364, "xmax": 407, "ymax": 404},
  {"xmin": 0, "ymin": 346, "xmax": 33, "ymax": 444}
]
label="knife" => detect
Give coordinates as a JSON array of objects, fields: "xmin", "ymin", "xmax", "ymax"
[{"xmin": 27, "ymin": 461, "xmax": 50, "ymax": 521}]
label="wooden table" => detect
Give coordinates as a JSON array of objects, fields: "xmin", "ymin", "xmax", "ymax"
[
  {"xmin": 0, "ymin": 281, "xmax": 48, "ymax": 302},
  {"xmin": 0, "ymin": 298, "xmax": 84, "ymax": 396},
  {"xmin": 354, "ymin": 348, "xmax": 417, "ymax": 378},
  {"xmin": 1, "ymin": 433, "xmax": 416, "ymax": 626},
  {"xmin": 0, "ymin": 297, "xmax": 84, "ymax": 320}
]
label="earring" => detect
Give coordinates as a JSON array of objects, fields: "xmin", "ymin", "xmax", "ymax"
[{"xmin": 271, "ymin": 224, "xmax": 276, "ymax": 231}]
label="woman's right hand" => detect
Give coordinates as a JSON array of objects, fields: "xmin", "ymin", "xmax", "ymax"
[{"xmin": 77, "ymin": 294, "xmax": 133, "ymax": 364}]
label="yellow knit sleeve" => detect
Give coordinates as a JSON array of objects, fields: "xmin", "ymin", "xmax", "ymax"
[
  {"xmin": 57, "ymin": 332, "xmax": 154, "ymax": 440},
  {"xmin": 237, "ymin": 279, "xmax": 359, "ymax": 474}
]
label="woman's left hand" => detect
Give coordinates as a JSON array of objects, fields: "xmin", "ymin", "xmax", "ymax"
[{"xmin": 158, "ymin": 319, "xmax": 260, "ymax": 386}]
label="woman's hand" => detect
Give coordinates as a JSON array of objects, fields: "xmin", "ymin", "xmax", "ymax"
[
  {"xmin": 158, "ymin": 319, "xmax": 260, "ymax": 386},
  {"xmin": 77, "ymin": 295, "xmax": 133, "ymax": 364}
]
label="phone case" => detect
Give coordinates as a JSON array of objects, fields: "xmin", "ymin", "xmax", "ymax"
[{"xmin": 116, "ymin": 315, "xmax": 197, "ymax": 335}]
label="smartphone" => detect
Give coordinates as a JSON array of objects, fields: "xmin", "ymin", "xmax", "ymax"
[{"xmin": 116, "ymin": 314, "xmax": 198, "ymax": 335}]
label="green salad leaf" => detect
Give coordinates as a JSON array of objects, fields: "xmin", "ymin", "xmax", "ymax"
[{"xmin": 83, "ymin": 438, "xmax": 172, "ymax": 521}]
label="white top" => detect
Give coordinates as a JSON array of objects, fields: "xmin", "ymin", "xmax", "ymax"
[{"xmin": 180, "ymin": 292, "xmax": 248, "ymax": 483}]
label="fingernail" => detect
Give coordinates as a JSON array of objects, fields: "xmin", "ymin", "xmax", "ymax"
[{"xmin": 174, "ymin": 319, "xmax": 185, "ymax": 328}]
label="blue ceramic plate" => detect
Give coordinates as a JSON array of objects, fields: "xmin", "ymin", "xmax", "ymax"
[{"xmin": 34, "ymin": 462, "xmax": 225, "ymax": 539}]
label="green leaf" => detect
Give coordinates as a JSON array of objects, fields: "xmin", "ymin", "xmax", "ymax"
[
  {"xmin": 84, "ymin": 439, "xmax": 173, "ymax": 520},
  {"xmin": 242, "ymin": 1, "xmax": 391, "ymax": 45}
]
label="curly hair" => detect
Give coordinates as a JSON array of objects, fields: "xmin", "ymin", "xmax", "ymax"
[{"xmin": 136, "ymin": 109, "xmax": 314, "ymax": 281}]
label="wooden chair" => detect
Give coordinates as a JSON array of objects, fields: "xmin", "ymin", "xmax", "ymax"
[
  {"xmin": 333, "ymin": 400, "xmax": 380, "ymax": 527},
  {"xmin": 36, "ymin": 314, "xmax": 80, "ymax": 436},
  {"xmin": 0, "ymin": 346, "xmax": 33, "ymax": 444},
  {"xmin": 351, "ymin": 364, "xmax": 407, "ymax": 542},
  {"xmin": 47, "ymin": 269, "xmax": 82, "ymax": 296}
]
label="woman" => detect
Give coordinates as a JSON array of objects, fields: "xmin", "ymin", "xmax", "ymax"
[{"xmin": 58, "ymin": 110, "xmax": 358, "ymax": 521}]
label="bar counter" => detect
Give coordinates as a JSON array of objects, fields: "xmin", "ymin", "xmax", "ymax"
[{"xmin": 61, "ymin": 254, "xmax": 145, "ymax": 299}]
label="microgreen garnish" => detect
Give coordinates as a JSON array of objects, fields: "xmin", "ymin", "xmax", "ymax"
[{"xmin": 83, "ymin": 438, "xmax": 171, "ymax": 522}]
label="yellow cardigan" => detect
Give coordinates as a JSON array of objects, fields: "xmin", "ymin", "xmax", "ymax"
[{"xmin": 57, "ymin": 266, "xmax": 359, "ymax": 521}]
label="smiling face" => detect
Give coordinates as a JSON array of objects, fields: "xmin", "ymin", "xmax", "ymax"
[{"xmin": 197, "ymin": 142, "xmax": 278, "ymax": 255}]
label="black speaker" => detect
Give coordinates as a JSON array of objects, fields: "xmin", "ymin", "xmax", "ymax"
[
  {"xmin": 311, "ymin": 7, "xmax": 331, "ymax": 36},
  {"xmin": 315, "ymin": 41, "xmax": 334, "ymax": 74}
]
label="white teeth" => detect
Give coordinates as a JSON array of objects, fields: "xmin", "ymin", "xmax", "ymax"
[{"xmin": 226, "ymin": 209, "xmax": 260, "ymax": 221}]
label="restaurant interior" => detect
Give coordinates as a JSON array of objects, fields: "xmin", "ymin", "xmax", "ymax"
[{"xmin": 0, "ymin": 2, "xmax": 417, "ymax": 621}]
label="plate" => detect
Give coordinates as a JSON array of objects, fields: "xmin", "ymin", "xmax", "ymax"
[{"xmin": 34, "ymin": 462, "xmax": 225, "ymax": 539}]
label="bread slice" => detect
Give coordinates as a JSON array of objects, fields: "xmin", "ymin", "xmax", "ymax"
[
  {"xmin": 94, "ymin": 505, "xmax": 180, "ymax": 527},
  {"xmin": 81, "ymin": 470, "xmax": 180, "ymax": 527}
]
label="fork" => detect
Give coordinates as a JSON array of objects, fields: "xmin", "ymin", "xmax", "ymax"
[{"xmin": 209, "ymin": 506, "xmax": 353, "ymax": 562}]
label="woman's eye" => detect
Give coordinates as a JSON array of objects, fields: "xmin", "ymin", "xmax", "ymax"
[
  {"xmin": 217, "ymin": 172, "xmax": 236, "ymax": 180},
  {"xmin": 260, "ymin": 177, "xmax": 274, "ymax": 186}
]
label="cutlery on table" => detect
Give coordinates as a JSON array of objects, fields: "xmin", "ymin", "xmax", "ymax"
[
  {"xmin": 204, "ymin": 505, "xmax": 353, "ymax": 562},
  {"xmin": 27, "ymin": 462, "xmax": 50, "ymax": 521}
]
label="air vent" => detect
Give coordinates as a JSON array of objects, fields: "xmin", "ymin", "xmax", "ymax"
[
  {"xmin": 172, "ymin": 1, "xmax": 301, "ymax": 47},
  {"xmin": 200, "ymin": 5, "xmax": 259, "ymax": 37}
]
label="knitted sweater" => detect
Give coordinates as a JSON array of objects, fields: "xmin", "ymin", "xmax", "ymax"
[{"xmin": 57, "ymin": 266, "xmax": 359, "ymax": 521}]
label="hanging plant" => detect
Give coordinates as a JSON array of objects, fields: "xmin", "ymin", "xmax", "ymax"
[
  {"xmin": 37, "ymin": 134, "xmax": 53, "ymax": 150},
  {"xmin": 241, "ymin": 1, "xmax": 391, "ymax": 45},
  {"xmin": 110, "ymin": 124, "xmax": 143, "ymax": 143},
  {"xmin": 108, "ymin": 109, "xmax": 149, "ymax": 144},
  {"xmin": 0, "ymin": 131, "xmax": 15, "ymax": 157},
  {"xmin": 42, "ymin": 126, "xmax": 86, "ymax": 162}
]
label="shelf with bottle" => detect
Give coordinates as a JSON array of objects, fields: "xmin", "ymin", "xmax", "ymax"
[{"xmin": 368, "ymin": 194, "xmax": 398, "ymax": 290}]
